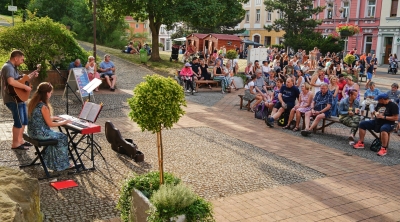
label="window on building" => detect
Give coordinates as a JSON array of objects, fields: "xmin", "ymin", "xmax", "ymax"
[
  {"xmin": 364, "ymin": 35, "xmax": 373, "ymax": 54},
  {"xmin": 326, "ymin": 3, "xmax": 333, "ymax": 19},
  {"xmin": 264, "ymin": 36, "xmax": 271, "ymax": 46},
  {"xmin": 267, "ymin": 11, "xmax": 272, "ymax": 21},
  {"xmin": 391, "ymin": 0, "xmax": 398, "ymax": 17},
  {"xmin": 256, "ymin": 9, "xmax": 261, "ymax": 23},
  {"xmin": 367, "ymin": 0, "xmax": 376, "ymax": 17},
  {"xmin": 254, "ymin": 35, "xmax": 260, "ymax": 43},
  {"xmin": 279, "ymin": 10, "xmax": 284, "ymax": 19},
  {"xmin": 135, "ymin": 24, "xmax": 139, "ymax": 28},
  {"xmin": 144, "ymin": 23, "xmax": 147, "ymax": 28},
  {"xmin": 342, "ymin": 2, "xmax": 349, "ymax": 18},
  {"xmin": 309, "ymin": 4, "xmax": 313, "ymax": 18},
  {"xmin": 255, "ymin": 0, "xmax": 262, "ymax": 5},
  {"xmin": 160, "ymin": 26, "xmax": 165, "ymax": 34},
  {"xmin": 245, "ymin": 10, "xmax": 250, "ymax": 23}
]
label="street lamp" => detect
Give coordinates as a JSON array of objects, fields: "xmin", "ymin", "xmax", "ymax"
[
  {"xmin": 93, "ymin": 0, "xmax": 97, "ymax": 60},
  {"xmin": 326, "ymin": 0, "xmax": 351, "ymax": 56}
]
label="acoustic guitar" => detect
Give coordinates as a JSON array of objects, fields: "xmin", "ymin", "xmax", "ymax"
[{"xmin": 8, "ymin": 64, "xmax": 41, "ymax": 103}]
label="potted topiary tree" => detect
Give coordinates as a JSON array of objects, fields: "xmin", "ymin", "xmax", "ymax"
[{"xmin": 128, "ymin": 74, "xmax": 186, "ymax": 184}]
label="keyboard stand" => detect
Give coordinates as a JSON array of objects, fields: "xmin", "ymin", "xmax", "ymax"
[
  {"xmin": 59, "ymin": 127, "xmax": 104, "ymax": 171},
  {"xmin": 57, "ymin": 127, "xmax": 87, "ymax": 174}
]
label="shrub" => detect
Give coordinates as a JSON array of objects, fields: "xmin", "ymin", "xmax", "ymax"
[
  {"xmin": 149, "ymin": 184, "xmax": 197, "ymax": 220},
  {"xmin": 117, "ymin": 172, "xmax": 180, "ymax": 222},
  {"xmin": 225, "ymin": 49, "xmax": 238, "ymax": 60},
  {"xmin": 344, "ymin": 54, "xmax": 356, "ymax": 66},
  {"xmin": 0, "ymin": 17, "xmax": 90, "ymax": 79}
]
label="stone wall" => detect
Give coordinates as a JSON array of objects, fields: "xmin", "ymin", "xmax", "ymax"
[{"xmin": 0, "ymin": 167, "xmax": 42, "ymax": 222}]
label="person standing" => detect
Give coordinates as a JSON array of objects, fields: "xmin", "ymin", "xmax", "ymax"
[
  {"xmin": 99, "ymin": 54, "xmax": 117, "ymax": 91},
  {"xmin": 1, "ymin": 50, "xmax": 39, "ymax": 150}
]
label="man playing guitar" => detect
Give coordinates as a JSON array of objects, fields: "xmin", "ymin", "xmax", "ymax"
[{"xmin": 1, "ymin": 50, "xmax": 39, "ymax": 150}]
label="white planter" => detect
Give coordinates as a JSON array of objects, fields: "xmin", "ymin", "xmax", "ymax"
[
  {"xmin": 233, "ymin": 76, "xmax": 244, "ymax": 88},
  {"xmin": 131, "ymin": 189, "xmax": 186, "ymax": 222},
  {"xmin": 159, "ymin": 47, "xmax": 164, "ymax": 51}
]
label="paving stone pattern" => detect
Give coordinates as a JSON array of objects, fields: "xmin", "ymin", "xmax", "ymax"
[{"xmin": 1, "ymin": 44, "xmax": 400, "ymax": 221}]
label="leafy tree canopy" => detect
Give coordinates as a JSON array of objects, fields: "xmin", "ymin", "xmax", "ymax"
[
  {"xmin": 0, "ymin": 17, "xmax": 90, "ymax": 78},
  {"xmin": 99, "ymin": 0, "xmax": 248, "ymax": 61},
  {"xmin": 264, "ymin": 0, "xmax": 327, "ymax": 51}
]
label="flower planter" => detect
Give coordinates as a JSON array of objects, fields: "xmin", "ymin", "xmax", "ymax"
[
  {"xmin": 340, "ymin": 30, "xmax": 353, "ymax": 37},
  {"xmin": 131, "ymin": 189, "xmax": 186, "ymax": 222}
]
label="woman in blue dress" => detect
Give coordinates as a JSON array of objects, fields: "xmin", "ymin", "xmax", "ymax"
[{"xmin": 27, "ymin": 82, "xmax": 72, "ymax": 171}]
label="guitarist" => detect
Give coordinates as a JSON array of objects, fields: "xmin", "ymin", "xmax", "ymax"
[{"xmin": 1, "ymin": 50, "xmax": 39, "ymax": 150}]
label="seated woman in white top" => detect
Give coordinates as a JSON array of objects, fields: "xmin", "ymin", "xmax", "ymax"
[
  {"xmin": 244, "ymin": 74, "xmax": 263, "ymax": 112},
  {"xmin": 85, "ymin": 56, "xmax": 101, "ymax": 91}
]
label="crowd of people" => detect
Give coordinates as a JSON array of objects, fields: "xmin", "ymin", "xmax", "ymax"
[{"xmin": 241, "ymin": 47, "xmax": 399, "ymax": 157}]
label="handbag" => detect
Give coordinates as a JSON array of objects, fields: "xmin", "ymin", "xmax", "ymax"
[
  {"xmin": 370, "ymin": 138, "xmax": 381, "ymax": 152},
  {"xmin": 255, "ymin": 103, "xmax": 268, "ymax": 120}
]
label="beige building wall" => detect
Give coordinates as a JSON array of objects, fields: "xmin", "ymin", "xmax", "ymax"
[{"xmin": 236, "ymin": 0, "xmax": 285, "ymax": 45}]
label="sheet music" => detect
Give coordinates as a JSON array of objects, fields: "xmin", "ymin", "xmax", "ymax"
[
  {"xmin": 86, "ymin": 103, "xmax": 101, "ymax": 122},
  {"xmin": 83, "ymin": 78, "xmax": 102, "ymax": 93},
  {"xmin": 79, "ymin": 103, "xmax": 92, "ymax": 120},
  {"xmin": 78, "ymin": 102, "xmax": 102, "ymax": 122}
]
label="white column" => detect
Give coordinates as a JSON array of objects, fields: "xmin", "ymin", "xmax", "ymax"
[
  {"xmin": 376, "ymin": 33, "xmax": 382, "ymax": 65},
  {"xmin": 355, "ymin": 0, "xmax": 360, "ymax": 25}
]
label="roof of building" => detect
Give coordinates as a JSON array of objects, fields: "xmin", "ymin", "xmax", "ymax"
[
  {"xmin": 207, "ymin": 34, "xmax": 242, "ymax": 41},
  {"xmin": 187, "ymin": 33, "xmax": 208, "ymax": 39}
]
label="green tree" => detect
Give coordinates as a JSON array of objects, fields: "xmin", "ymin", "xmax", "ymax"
[
  {"xmin": 128, "ymin": 75, "xmax": 186, "ymax": 184},
  {"xmin": 264, "ymin": 0, "xmax": 325, "ymax": 50},
  {"xmin": 0, "ymin": 17, "xmax": 90, "ymax": 79},
  {"xmin": 99, "ymin": 0, "xmax": 248, "ymax": 61},
  {"xmin": 0, "ymin": 0, "xmax": 29, "ymax": 15},
  {"xmin": 27, "ymin": 0, "xmax": 128, "ymax": 49}
]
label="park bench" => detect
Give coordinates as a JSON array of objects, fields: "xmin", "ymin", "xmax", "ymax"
[
  {"xmin": 195, "ymin": 79, "xmax": 222, "ymax": 92},
  {"xmin": 238, "ymin": 95, "xmax": 254, "ymax": 111},
  {"xmin": 301, "ymin": 115, "xmax": 396, "ymax": 148}
]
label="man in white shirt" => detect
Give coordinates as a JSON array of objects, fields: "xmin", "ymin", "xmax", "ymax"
[{"xmin": 262, "ymin": 61, "xmax": 271, "ymax": 78}]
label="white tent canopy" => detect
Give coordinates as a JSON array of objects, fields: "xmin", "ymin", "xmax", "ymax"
[{"xmin": 173, "ymin": 37, "xmax": 186, "ymax": 42}]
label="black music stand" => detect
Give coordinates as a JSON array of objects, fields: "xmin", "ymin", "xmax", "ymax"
[{"xmin": 49, "ymin": 62, "xmax": 82, "ymax": 114}]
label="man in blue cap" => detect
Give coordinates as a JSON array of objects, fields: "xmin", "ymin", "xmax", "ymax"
[{"xmin": 353, "ymin": 93, "xmax": 399, "ymax": 156}]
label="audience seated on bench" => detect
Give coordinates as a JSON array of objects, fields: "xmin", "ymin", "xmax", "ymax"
[{"xmin": 353, "ymin": 93, "xmax": 399, "ymax": 156}]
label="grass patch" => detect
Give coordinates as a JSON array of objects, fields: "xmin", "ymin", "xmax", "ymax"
[
  {"xmin": 79, "ymin": 41, "xmax": 184, "ymax": 77},
  {"xmin": 0, "ymin": 14, "xmax": 22, "ymax": 25}
]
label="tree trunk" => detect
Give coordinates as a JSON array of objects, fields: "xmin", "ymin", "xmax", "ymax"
[
  {"xmin": 156, "ymin": 130, "xmax": 164, "ymax": 184},
  {"xmin": 148, "ymin": 15, "xmax": 161, "ymax": 62}
]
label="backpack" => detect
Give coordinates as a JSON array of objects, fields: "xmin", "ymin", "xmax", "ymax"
[
  {"xmin": 255, "ymin": 103, "xmax": 268, "ymax": 120},
  {"xmin": 370, "ymin": 138, "xmax": 381, "ymax": 152},
  {"xmin": 277, "ymin": 113, "xmax": 286, "ymax": 126}
]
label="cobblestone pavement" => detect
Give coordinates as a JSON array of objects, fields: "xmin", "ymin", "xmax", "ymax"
[{"xmin": 1, "ymin": 45, "xmax": 400, "ymax": 222}]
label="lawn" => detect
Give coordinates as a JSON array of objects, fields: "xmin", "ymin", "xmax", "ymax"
[
  {"xmin": 79, "ymin": 41, "xmax": 184, "ymax": 77},
  {"xmin": 0, "ymin": 14, "xmax": 22, "ymax": 25}
]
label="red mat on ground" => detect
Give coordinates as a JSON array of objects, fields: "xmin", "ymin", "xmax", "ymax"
[{"xmin": 50, "ymin": 180, "xmax": 78, "ymax": 190}]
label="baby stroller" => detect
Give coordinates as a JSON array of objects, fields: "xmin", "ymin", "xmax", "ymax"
[
  {"xmin": 388, "ymin": 60, "xmax": 398, "ymax": 75},
  {"xmin": 170, "ymin": 45, "xmax": 179, "ymax": 62}
]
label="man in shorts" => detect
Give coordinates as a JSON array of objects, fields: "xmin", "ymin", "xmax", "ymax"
[
  {"xmin": 301, "ymin": 83, "xmax": 333, "ymax": 136},
  {"xmin": 265, "ymin": 77, "xmax": 300, "ymax": 127},
  {"xmin": 99, "ymin": 54, "xmax": 117, "ymax": 91},
  {"xmin": 1, "ymin": 50, "xmax": 39, "ymax": 150},
  {"xmin": 353, "ymin": 93, "xmax": 399, "ymax": 156}
]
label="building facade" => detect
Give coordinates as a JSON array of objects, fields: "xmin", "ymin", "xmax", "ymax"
[
  {"xmin": 315, "ymin": 0, "xmax": 382, "ymax": 56},
  {"xmin": 236, "ymin": 0, "xmax": 285, "ymax": 46},
  {"xmin": 376, "ymin": 0, "xmax": 400, "ymax": 65}
]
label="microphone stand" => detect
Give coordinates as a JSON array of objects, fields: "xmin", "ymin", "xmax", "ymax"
[{"xmin": 49, "ymin": 61, "xmax": 82, "ymax": 114}]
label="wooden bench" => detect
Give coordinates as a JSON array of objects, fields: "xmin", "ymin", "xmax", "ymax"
[
  {"xmin": 238, "ymin": 95, "xmax": 254, "ymax": 111},
  {"xmin": 195, "ymin": 80, "xmax": 221, "ymax": 92},
  {"xmin": 358, "ymin": 72, "xmax": 367, "ymax": 82}
]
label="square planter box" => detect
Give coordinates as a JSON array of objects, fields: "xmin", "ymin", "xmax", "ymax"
[{"xmin": 131, "ymin": 189, "xmax": 186, "ymax": 222}]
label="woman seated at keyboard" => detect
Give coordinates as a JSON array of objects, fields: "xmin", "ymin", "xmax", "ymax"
[{"xmin": 27, "ymin": 82, "xmax": 72, "ymax": 171}]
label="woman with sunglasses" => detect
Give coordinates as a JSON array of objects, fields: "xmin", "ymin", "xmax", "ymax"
[{"xmin": 27, "ymin": 82, "xmax": 72, "ymax": 171}]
